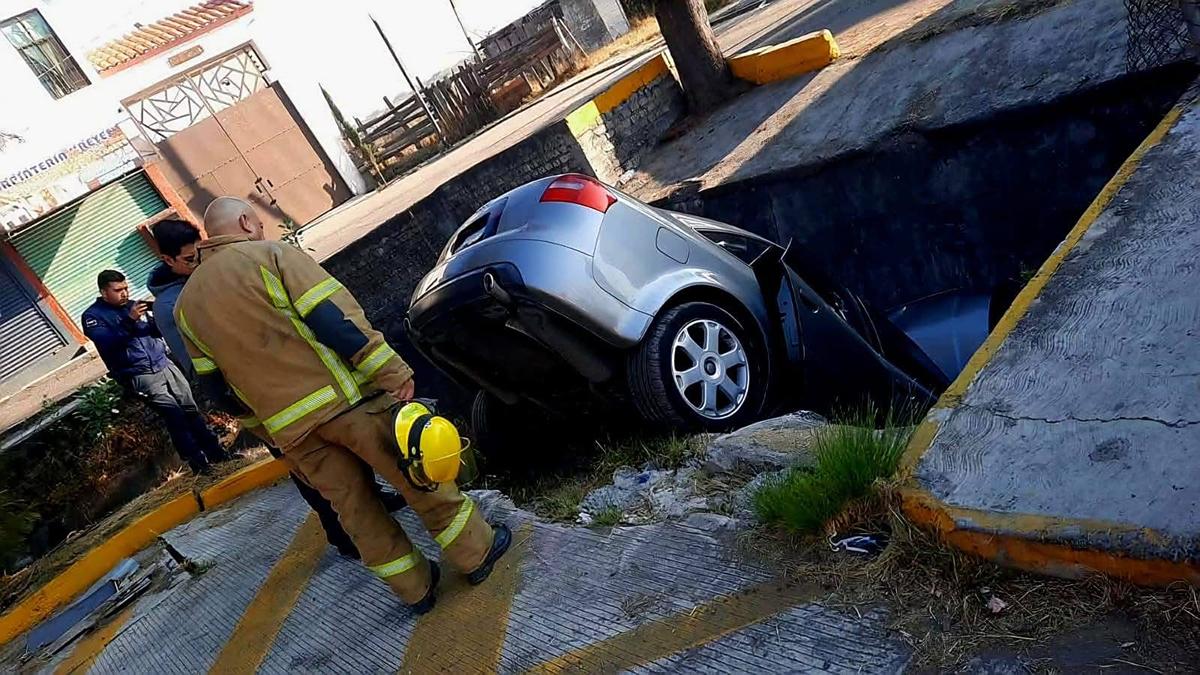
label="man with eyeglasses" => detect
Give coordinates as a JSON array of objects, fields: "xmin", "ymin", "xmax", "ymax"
[{"xmin": 147, "ymin": 219, "xmax": 203, "ymax": 377}]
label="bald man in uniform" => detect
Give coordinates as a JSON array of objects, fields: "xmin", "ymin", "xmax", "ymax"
[{"xmin": 176, "ymin": 198, "xmax": 509, "ymax": 613}]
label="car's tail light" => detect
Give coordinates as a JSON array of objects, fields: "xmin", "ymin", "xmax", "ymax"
[{"xmin": 540, "ymin": 174, "xmax": 617, "ymax": 213}]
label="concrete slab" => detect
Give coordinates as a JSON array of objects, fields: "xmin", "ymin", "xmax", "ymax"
[
  {"xmin": 904, "ymin": 85, "xmax": 1200, "ymax": 580},
  {"xmin": 28, "ymin": 484, "xmax": 909, "ymax": 673},
  {"xmin": 626, "ymin": 0, "xmax": 1139, "ymax": 205}
]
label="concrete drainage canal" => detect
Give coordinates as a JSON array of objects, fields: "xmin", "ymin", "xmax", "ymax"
[{"xmin": 654, "ymin": 62, "xmax": 1197, "ymax": 380}]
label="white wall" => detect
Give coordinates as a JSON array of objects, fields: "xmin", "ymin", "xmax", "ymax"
[{"xmin": 0, "ymin": 0, "xmax": 548, "ymax": 199}]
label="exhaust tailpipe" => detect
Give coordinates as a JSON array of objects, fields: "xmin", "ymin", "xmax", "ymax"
[{"xmin": 483, "ymin": 271, "xmax": 512, "ymax": 305}]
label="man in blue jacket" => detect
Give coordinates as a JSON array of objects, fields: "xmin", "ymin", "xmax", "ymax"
[{"xmin": 82, "ymin": 269, "xmax": 226, "ymax": 474}]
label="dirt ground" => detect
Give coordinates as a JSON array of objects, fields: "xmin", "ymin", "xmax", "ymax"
[{"xmin": 745, "ymin": 501, "xmax": 1200, "ymax": 673}]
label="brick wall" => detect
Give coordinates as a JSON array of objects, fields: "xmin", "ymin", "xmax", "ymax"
[{"xmin": 573, "ymin": 73, "xmax": 685, "ymax": 183}]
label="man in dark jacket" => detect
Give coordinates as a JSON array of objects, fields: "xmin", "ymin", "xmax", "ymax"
[
  {"xmin": 82, "ymin": 269, "xmax": 226, "ymax": 474},
  {"xmin": 146, "ymin": 221, "xmax": 199, "ymax": 378}
]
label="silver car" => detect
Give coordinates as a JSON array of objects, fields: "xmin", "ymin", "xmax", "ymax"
[{"xmin": 406, "ymin": 174, "xmax": 966, "ymax": 444}]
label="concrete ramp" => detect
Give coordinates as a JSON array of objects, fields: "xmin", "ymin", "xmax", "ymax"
[{"xmin": 903, "ymin": 84, "xmax": 1200, "ymax": 583}]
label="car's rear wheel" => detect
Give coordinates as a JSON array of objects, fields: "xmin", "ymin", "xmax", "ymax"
[
  {"xmin": 471, "ymin": 390, "xmax": 571, "ymax": 468},
  {"xmin": 471, "ymin": 390, "xmax": 522, "ymax": 459},
  {"xmin": 628, "ymin": 301, "xmax": 764, "ymax": 431}
]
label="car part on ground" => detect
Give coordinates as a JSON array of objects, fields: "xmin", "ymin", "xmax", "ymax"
[{"xmin": 406, "ymin": 174, "xmax": 987, "ymax": 450}]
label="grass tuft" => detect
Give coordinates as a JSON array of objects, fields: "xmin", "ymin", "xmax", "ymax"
[
  {"xmin": 592, "ymin": 507, "xmax": 624, "ymax": 527},
  {"xmin": 753, "ymin": 410, "xmax": 912, "ymax": 534}
]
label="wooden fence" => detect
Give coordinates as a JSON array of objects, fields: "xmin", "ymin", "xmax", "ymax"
[
  {"xmin": 351, "ymin": 19, "xmax": 584, "ymax": 182},
  {"xmin": 424, "ymin": 65, "xmax": 496, "ymax": 144},
  {"xmin": 479, "ymin": 17, "xmax": 582, "ymax": 96}
]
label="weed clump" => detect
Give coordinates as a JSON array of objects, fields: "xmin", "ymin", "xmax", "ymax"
[{"xmin": 753, "ymin": 413, "xmax": 911, "ymax": 533}]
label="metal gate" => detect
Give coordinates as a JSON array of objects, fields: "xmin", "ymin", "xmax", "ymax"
[
  {"xmin": 125, "ymin": 45, "xmax": 350, "ymax": 234},
  {"xmin": 11, "ymin": 172, "xmax": 167, "ymax": 324},
  {"xmin": 0, "ymin": 256, "xmax": 66, "ymax": 382}
]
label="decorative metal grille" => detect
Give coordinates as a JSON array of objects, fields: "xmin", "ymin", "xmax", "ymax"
[
  {"xmin": 1125, "ymin": 0, "xmax": 1197, "ymax": 71},
  {"xmin": 127, "ymin": 47, "xmax": 267, "ymax": 143}
]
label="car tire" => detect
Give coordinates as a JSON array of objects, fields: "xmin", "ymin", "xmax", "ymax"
[
  {"xmin": 471, "ymin": 390, "xmax": 519, "ymax": 459},
  {"xmin": 628, "ymin": 301, "xmax": 765, "ymax": 432}
]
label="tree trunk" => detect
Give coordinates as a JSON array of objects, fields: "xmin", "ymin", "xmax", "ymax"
[{"xmin": 654, "ymin": 0, "xmax": 735, "ymax": 114}]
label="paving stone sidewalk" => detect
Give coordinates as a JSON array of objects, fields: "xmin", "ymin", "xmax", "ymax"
[{"xmin": 37, "ymin": 483, "xmax": 910, "ymax": 673}]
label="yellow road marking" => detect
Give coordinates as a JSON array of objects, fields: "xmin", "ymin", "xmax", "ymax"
[
  {"xmin": 53, "ymin": 604, "xmax": 137, "ymax": 675},
  {"xmin": 208, "ymin": 514, "xmax": 328, "ymax": 675},
  {"xmin": 523, "ymin": 581, "xmax": 820, "ymax": 674},
  {"xmin": 399, "ymin": 523, "xmax": 530, "ymax": 673}
]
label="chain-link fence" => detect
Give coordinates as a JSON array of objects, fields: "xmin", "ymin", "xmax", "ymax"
[{"xmin": 1125, "ymin": 0, "xmax": 1200, "ymax": 71}]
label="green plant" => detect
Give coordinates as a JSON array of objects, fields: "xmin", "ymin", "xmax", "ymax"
[
  {"xmin": 280, "ymin": 217, "xmax": 304, "ymax": 250},
  {"xmin": 753, "ymin": 411, "xmax": 913, "ymax": 533},
  {"xmin": 593, "ymin": 433, "xmax": 696, "ymax": 470},
  {"xmin": 592, "ymin": 506, "xmax": 624, "ymax": 527},
  {"xmin": 74, "ymin": 380, "xmax": 123, "ymax": 441},
  {"xmin": 536, "ymin": 482, "xmax": 590, "ymax": 521}
]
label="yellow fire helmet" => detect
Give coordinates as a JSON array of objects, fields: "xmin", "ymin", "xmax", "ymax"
[{"xmin": 393, "ymin": 402, "xmax": 464, "ymax": 491}]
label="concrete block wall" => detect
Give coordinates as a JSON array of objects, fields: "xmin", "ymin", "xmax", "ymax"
[
  {"xmin": 567, "ymin": 55, "xmax": 686, "ymax": 184},
  {"xmin": 562, "ymin": 0, "xmax": 631, "ymax": 51}
]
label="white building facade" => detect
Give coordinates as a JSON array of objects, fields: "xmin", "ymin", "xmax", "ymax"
[{"xmin": 0, "ymin": 0, "xmax": 381, "ymax": 392}]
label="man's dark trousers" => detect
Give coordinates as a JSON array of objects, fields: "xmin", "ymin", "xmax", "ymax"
[
  {"xmin": 130, "ymin": 361, "xmax": 224, "ymax": 471},
  {"xmin": 266, "ymin": 446, "xmax": 407, "ymax": 558}
]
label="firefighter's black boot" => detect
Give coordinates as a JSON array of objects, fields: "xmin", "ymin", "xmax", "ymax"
[
  {"xmin": 409, "ymin": 562, "xmax": 440, "ymax": 615},
  {"xmin": 467, "ymin": 523, "xmax": 512, "ymax": 586}
]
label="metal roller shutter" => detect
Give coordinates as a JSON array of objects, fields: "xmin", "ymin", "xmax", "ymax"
[
  {"xmin": 0, "ymin": 260, "xmax": 66, "ymax": 382},
  {"xmin": 11, "ymin": 172, "xmax": 167, "ymax": 326}
]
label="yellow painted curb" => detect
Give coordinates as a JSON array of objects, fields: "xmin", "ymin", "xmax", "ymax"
[
  {"xmin": 0, "ymin": 458, "xmax": 289, "ymax": 648},
  {"xmin": 902, "ymin": 491, "xmax": 1200, "ymax": 586},
  {"xmin": 566, "ymin": 53, "xmax": 671, "ymax": 136},
  {"xmin": 729, "ymin": 30, "xmax": 840, "ymax": 85},
  {"xmin": 897, "ymin": 94, "xmax": 1193, "ymax": 584},
  {"xmin": 202, "ymin": 456, "xmax": 291, "ymax": 509}
]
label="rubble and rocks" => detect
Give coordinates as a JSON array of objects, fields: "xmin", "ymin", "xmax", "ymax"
[
  {"xmin": 700, "ymin": 411, "xmax": 826, "ymax": 475},
  {"xmin": 577, "ymin": 412, "xmax": 827, "ymax": 526}
]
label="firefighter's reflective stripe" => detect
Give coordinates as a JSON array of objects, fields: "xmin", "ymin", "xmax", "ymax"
[
  {"xmin": 259, "ymin": 266, "xmax": 291, "ymax": 311},
  {"xmin": 368, "ymin": 551, "xmax": 420, "ymax": 578},
  {"xmin": 435, "ymin": 497, "xmax": 475, "ymax": 549},
  {"xmin": 263, "ymin": 385, "xmax": 338, "ymax": 435},
  {"xmin": 290, "ymin": 317, "xmax": 362, "ymax": 405},
  {"xmin": 259, "ymin": 266, "xmax": 362, "ymax": 405},
  {"xmin": 293, "ymin": 278, "xmax": 343, "ymax": 318},
  {"xmin": 229, "ymin": 386, "xmax": 261, "ymax": 428},
  {"xmin": 356, "ymin": 343, "xmax": 397, "ymax": 382},
  {"xmin": 177, "ymin": 309, "xmax": 214, "ymax": 357},
  {"xmin": 192, "ymin": 356, "xmax": 218, "ymax": 374}
]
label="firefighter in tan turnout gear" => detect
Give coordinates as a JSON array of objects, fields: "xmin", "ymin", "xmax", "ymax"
[{"xmin": 175, "ymin": 197, "xmax": 510, "ymax": 614}]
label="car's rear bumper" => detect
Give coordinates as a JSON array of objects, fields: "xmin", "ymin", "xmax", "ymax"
[
  {"xmin": 411, "ymin": 241, "xmax": 651, "ymax": 347},
  {"xmin": 406, "ymin": 246, "xmax": 650, "ymax": 404}
]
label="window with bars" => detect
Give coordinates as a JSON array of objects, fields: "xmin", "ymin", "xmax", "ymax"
[{"xmin": 1, "ymin": 10, "xmax": 89, "ymax": 99}]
